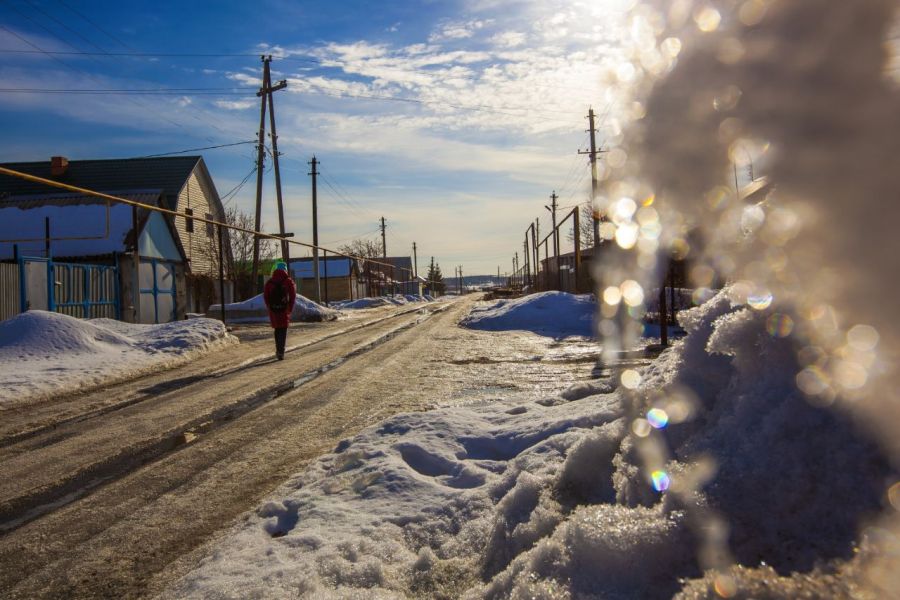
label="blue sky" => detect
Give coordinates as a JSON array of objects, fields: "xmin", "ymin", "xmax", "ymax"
[{"xmin": 0, "ymin": 0, "xmax": 639, "ymax": 275}]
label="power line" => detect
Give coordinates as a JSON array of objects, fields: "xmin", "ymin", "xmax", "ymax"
[
  {"xmin": 0, "ymin": 87, "xmax": 256, "ymax": 95},
  {"xmin": 220, "ymin": 165, "xmax": 258, "ymax": 207},
  {"xmin": 135, "ymin": 140, "xmax": 256, "ymax": 157}
]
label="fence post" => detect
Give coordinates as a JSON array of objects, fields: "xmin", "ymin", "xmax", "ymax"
[
  {"xmin": 14, "ymin": 244, "xmax": 25, "ymax": 313},
  {"xmin": 217, "ymin": 224, "xmax": 226, "ymax": 324},
  {"xmin": 114, "ymin": 252, "xmax": 122, "ymax": 321},
  {"xmin": 323, "ymin": 250, "xmax": 329, "ymax": 305},
  {"xmin": 573, "ymin": 208, "xmax": 582, "ymax": 293}
]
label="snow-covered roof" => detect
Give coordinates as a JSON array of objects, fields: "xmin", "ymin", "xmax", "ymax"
[{"xmin": 0, "ymin": 190, "xmax": 176, "ymax": 260}]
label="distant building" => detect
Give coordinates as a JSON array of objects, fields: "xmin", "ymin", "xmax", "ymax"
[
  {"xmin": 363, "ymin": 256, "xmax": 423, "ymax": 296},
  {"xmin": 0, "ymin": 155, "xmax": 232, "ymax": 313},
  {"xmin": 288, "ymin": 256, "xmax": 364, "ymax": 302},
  {"xmin": 0, "ymin": 190, "xmax": 188, "ymax": 323}
]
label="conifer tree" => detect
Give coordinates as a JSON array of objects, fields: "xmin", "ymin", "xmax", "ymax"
[{"xmin": 426, "ymin": 257, "xmax": 446, "ymax": 295}]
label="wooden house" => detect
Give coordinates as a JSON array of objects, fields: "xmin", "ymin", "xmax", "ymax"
[
  {"xmin": 0, "ymin": 190, "xmax": 188, "ymax": 323},
  {"xmin": 0, "ymin": 155, "xmax": 232, "ymax": 313}
]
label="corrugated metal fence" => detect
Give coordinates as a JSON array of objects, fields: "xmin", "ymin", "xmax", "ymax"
[{"xmin": 0, "ymin": 263, "xmax": 19, "ymax": 321}]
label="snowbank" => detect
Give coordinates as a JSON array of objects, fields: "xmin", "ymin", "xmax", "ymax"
[
  {"xmin": 0, "ymin": 311, "xmax": 236, "ymax": 406},
  {"xmin": 334, "ymin": 295, "xmax": 433, "ymax": 310},
  {"xmin": 209, "ymin": 293, "xmax": 337, "ymax": 323},
  {"xmin": 167, "ymin": 288, "xmax": 892, "ymax": 598},
  {"xmin": 460, "ymin": 291, "xmax": 595, "ymax": 339}
]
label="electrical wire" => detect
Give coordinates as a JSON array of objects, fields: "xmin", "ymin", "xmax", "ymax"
[{"xmin": 133, "ymin": 140, "xmax": 257, "ymax": 158}]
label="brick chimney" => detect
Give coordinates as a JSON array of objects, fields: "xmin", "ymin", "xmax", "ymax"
[{"xmin": 50, "ymin": 156, "xmax": 69, "ymax": 177}]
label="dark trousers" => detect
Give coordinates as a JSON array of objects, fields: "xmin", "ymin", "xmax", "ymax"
[{"xmin": 274, "ymin": 327, "xmax": 287, "ymax": 355}]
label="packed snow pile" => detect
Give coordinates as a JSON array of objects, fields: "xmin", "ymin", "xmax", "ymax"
[
  {"xmin": 166, "ymin": 288, "xmax": 892, "ymax": 598},
  {"xmin": 460, "ymin": 291, "xmax": 594, "ymax": 338},
  {"xmin": 209, "ymin": 293, "xmax": 337, "ymax": 323},
  {"xmin": 333, "ymin": 297, "xmax": 392, "ymax": 310},
  {"xmin": 0, "ymin": 310, "xmax": 236, "ymax": 406}
]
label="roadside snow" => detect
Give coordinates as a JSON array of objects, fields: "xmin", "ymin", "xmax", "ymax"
[
  {"xmin": 460, "ymin": 291, "xmax": 595, "ymax": 338},
  {"xmin": 209, "ymin": 293, "xmax": 337, "ymax": 323},
  {"xmin": 166, "ymin": 287, "xmax": 892, "ymax": 598},
  {"xmin": 0, "ymin": 311, "xmax": 236, "ymax": 407}
]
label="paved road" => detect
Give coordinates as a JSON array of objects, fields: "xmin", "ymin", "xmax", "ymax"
[{"xmin": 0, "ymin": 297, "xmax": 471, "ymax": 599}]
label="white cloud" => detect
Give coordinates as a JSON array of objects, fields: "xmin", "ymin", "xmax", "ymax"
[
  {"xmin": 490, "ymin": 31, "xmax": 527, "ymax": 48},
  {"xmin": 429, "ymin": 19, "xmax": 492, "ymax": 42}
]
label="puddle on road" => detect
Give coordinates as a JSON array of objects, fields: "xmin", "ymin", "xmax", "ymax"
[{"xmin": 417, "ymin": 327, "xmax": 637, "ymax": 409}]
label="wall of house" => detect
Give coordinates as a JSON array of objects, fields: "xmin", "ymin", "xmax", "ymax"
[
  {"xmin": 296, "ymin": 276, "xmax": 353, "ymax": 303},
  {"xmin": 173, "ymin": 169, "xmax": 222, "ymax": 277}
]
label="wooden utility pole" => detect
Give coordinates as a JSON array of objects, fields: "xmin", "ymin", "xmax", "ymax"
[
  {"xmin": 459, "ymin": 266, "xmax": 463, "ymax": 294},
  {"xmin": 308, "ymin": 156, "xmax": 321, "ymax": 303},
  {"xmin": 412, "ymin": 242, "xmax": 418, "ymax": 279},
  {"xmin": 250, "ymin": 55, "xmax": 287, "ymax": 293},
  {"xmin": 380, "ymin": 217, "xmax": 387, "ymax": 257},
  {"xmin": 578, "ymin": 107, "xmax": 606, "ymax": 248},
  {"xmin": 267, "ymin": 62, "xmax": 289, "ymax": 265},
  {"xmin": 545, "ymin": 191, "xmax": 560, "ymax": 290}
]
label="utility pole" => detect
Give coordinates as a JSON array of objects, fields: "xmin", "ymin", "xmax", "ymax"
[
  {"xmin": 545, "ymin": 191, "xmax": 560, "ymax": 290},
  {"xmin": 380, "ymin": 217, "xmax": 387, "ymax": 257},
  {"xmin": 578, "ymin": 107, "xmax": 606, "ymax": 248},
  {"xmin": 412, "ymin": 242, "xmax": 418, "ymax": 279},
  {"xmin": 430, "ymin": 256, "xmax": 435, "ymax": 295},
  {"xmin": 459, "ymin": 266, "xmax": 463, "ymax": 295},
  {"xmin": 250, "ymin": 55, "xmax": 288, "ymax": 293},
  {"xmin": 267, "ymin": 60, "xmax": 289, "ymax": 266},
  {"xmin": 309, "ymin": 156, "xmax": 320, "ymax": 303}
]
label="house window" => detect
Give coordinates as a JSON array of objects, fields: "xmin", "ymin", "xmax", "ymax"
[
  {"xmin": 185, "ymin": 208, "xmax": 194, "ymax": 233},
  {"xmin": 205, "ymin": 213, "xmax": 214, "ymax": 237}
]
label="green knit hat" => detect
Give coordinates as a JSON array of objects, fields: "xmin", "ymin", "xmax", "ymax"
[{"xmin": 272, "ymin": 261, "xmax": 288, "ymax": 274}]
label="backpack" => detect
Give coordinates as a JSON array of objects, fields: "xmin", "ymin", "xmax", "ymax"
[{"xmin": 268, "ymin": 279, "xmax": 289, "ymax": 312}]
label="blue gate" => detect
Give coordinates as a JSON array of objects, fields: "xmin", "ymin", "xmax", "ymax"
[
  {"xmin": 138, "ymin": 258, "xmax": 176, "ymax": 324},
  {"xmin": 15, "ymin": 249, "xmax": 120, "ymax": 319}
]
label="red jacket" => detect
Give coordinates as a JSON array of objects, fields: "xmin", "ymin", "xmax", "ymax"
[{"xmin": 263, "ymin": 270, "xmax": 297, "ymax": 328}]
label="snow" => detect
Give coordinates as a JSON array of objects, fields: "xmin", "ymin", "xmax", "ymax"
[
  {"xmin": 460, "ymin": 291, "xmax": 595, "ymax": 339},
  {"xmin": 166, "ymin": 287, "xmax": 891, "ymax": 598},
  {"xmin": 0, "ymin": 310, "xmax": 236, "ymax": 407},
  {"xmin": 333, "ymin": 295, "xmax": 433, "ymax": 310},
  {"xmin": 208, "ymin": 293, "xmax": 337, "ymax": 323}
]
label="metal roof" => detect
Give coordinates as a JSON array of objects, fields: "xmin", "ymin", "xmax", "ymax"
[{"xmin": 0, "ymin": 156, "xmax": 205, "ymax": 210}]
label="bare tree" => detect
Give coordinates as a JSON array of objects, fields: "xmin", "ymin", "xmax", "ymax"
[
  {"xmin": 199, "ymin": 206, "xmax": 277, "ymax": 300},
  {"xmin": 337, "ymin": 238, "xmax": 383, "ymax": 259},
  {"xmin": 566, "ymin": 204, "xmax": 594, "ymax": 250}
]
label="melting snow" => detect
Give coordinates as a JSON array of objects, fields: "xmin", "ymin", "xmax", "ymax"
[
  {"xmin": 165, "ymin": 288, "xmax": 892, "ymax": 598},
  {"xmin": 0, "ymin": 310, "xmax": 236, "ymax": 407},
  {"xmin": 460, "ymin": 291, "xmax": 595, "ymax": 339}
]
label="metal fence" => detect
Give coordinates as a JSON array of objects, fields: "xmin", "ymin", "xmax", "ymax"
[
  {"xmin": 0, "ymin": 263, "xmax": 19, "ymax": 321},
  {"xmin": 512, "ymin": 207, "xmax": 590, "ymax": 294}
]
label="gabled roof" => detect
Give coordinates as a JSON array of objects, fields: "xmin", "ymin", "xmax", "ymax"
[
  {"xmin": 0, "ymin": 190, "xmax": 187, "ymax": 262},
  {"xmin": 289, "ymin": 256, "xmax": 357, "ymax": 278},
  {"xmin": 0, "ymin": 156, "xmax": 208, "ymax": 211}
]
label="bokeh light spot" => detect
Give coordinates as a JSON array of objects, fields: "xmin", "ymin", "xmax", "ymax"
[
  {"xmin": 603, "ymin": 286, "xmax": 622, "ymax": 306},
  {"xmin": 765, "ymin": 313, "xmax": 794, "ymax": 338},
  {"xmin": 747, "ymin": 289, "xmax": 773, "ymax": 310},
  {"xmin": 714, "ymin": 573, "xmax": 737, "ymax": 598},
  {"xmin": 695, "ymin": 7, "xmax": 722, "ymax": 32},
  {"xmin": 632, "ymin": 418, "xmax": 651, "ymax": 438},
  {"xmin": 621, "ymin": 369, "xmax": 642, "ymax": 389},
  {"xmin": 847, "ymin": 324, "xmax": 880, "ymax": 352},
  {"xmin": 621, "ymin": 280, "xmax": 645, "ymax": 307},
  {"xmin": 647, "ymin": 408, "xmax": 669, "ymax": 429},
  {"xmin": 651, "ymin": 470, "xmax": 670, "ymax": 492},
  {"xmin": 888, "ymin": 481, "xmax": 900, "ymax": 511}
]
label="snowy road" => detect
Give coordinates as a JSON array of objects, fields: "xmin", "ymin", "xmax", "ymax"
[{"xmin": 0, "ymin": 295, "xmax": 615, "ymax": 599}]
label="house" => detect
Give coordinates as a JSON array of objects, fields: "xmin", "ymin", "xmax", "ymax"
[
  {"xmin": 0, "ymin": 190, "xmax": 188, "ymax": 323},
  {"xmin": 0, "ymin": 155, "xmax": 232, "ymax": 313},
  {"xmin": 363, "ymin": 256, "xmax": 422, "ymax": 296},
  {"xmin": 288, "ymin": 256, "xmax": 364, "ymax": 302}
]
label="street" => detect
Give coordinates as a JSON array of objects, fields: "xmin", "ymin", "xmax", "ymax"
[{"xmin": 0, "ymin": 296, "xmax": 612, "ymax": 599}]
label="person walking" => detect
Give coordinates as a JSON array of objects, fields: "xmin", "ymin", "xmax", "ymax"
[{"xmin": 263, "ymin": 261, "xmax": 297, "ymax": 360}]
